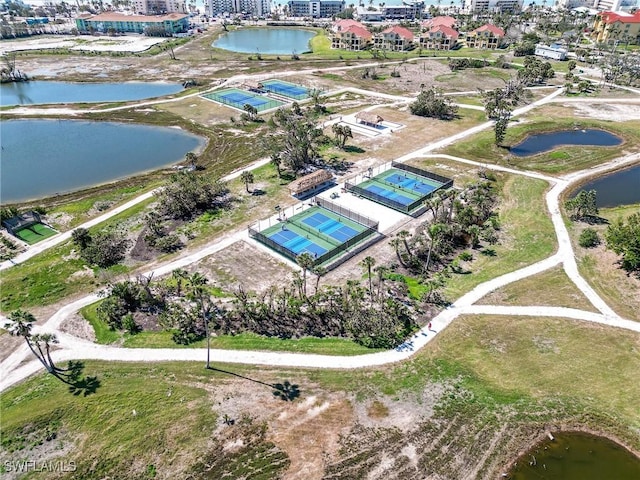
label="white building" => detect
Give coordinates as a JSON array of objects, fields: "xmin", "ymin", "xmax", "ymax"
[
  {"xmin": 287, "ymin": 0, "xmax": 346, "ymax": 18},
  {"xmin": 469, "ymin": 0, "xmax": 524, "ymax": 12},
  {"xmin": 534, "ymin": 43, "xmax": 568, "ymax": 59},
  {"xmin": 591, "ymin": 0, "xmax": 638, "ymax": 10},
  {"xmin": 132, "ymin": 0, "xmax": 187, "ymax": 15},
  {"xmin": 555, "ymin": 0, "xmax": 593, "ymax": 8},
  {"xmin": 209, "ymin": 0, "xmax": 270, "ymax": 16}
]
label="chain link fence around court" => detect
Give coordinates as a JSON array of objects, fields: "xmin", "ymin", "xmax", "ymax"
[
  {"xmin": 202, "ymin": 88, "xmax": 284, "ymax": 112},
  {"xmin": 315, "ymin": 197, "xmax": 379, "ymax": 230},
  {"xmin": 391, "ymin": 161, "xmax": 454, "ymax": 190},
  {"xmin": 260, "ymin": 80, "xmax": 311, "ymax": 101},
  {"xmin": 345, "ymin": 163, "xmax": 454, "ymax": 217},
  {"xmin": 248, "ymin": 200, "xmax": 381, "ymax": 268}
]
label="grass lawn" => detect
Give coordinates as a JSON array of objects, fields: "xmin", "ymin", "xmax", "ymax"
[
  {"xmin": 46, "ymin": 183, "xmax": 155, "ymax": 230},
  {"xmin": 423, "ymin": 315, "xmax": 640, "ymax": 429},
  {"xmin": 477, "ymin": 265, "xmax": 598, "ymax": 311},
  {"xmin": 0, "ymin": 199, "xmax": 153, "ymax": 312},
  {"xmin": 441, "ymin": 109, "xmax": 640, "ymax": 175},
  {"xmin": 123, "ymin": 330, "xmax": 382, "ymax": 355},
  {"xmin": 3, "ymin": 314, "xmax": 639, "ymax": 479},
  {"xmin": 569, "ymin": 203, "xmax": 640, "ymax": 321},
  {"xmin": 13, "ymin": 223, "xmax": 57, "ymax": 245},
  {"xmin": 79, "ymin": 302, "xmax": 121, "ymax": 344},
  {"xmin": 444, "ymin": 175, "xmax": 556, "ymax": 301}
]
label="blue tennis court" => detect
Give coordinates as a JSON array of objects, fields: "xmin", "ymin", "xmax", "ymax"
[
  {"xmin": 261, "ymin": 79, "xmax": 310, "ymax": 100},
  {"xmin": 383, "ymin": 173, "xmax": 441, "ymax": 195},
  {"xmin": 267, "ymin": 228, "xmax": 327, "ymax": 256},
  {"xmin": 302, "ymin": 212, "xmax": 360, "ymax": 243},
  {"xmin": 202, "ymin": 88, "xmax": 284, "ymax": 112},
  {"xmin": 365, "ymin": 184, "xmax": 416, "ymax": 206}
]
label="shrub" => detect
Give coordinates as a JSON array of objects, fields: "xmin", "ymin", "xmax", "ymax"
[
  {"xmin": 579, "ymin": 228, "xmax": 600, "ymax": 248},
  {"xmin": 459, "ymin": 251, "xmax": 473, "ymax": 262},
  {"xmin": 155, "ymin": 234, "xmax": 184, "ymax": 253}
]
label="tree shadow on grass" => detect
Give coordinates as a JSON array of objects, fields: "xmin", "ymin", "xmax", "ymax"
[
  {"xmin": 59, "ymin": 361, "xmax": 101, "ymax": 396},
  {"xmin": 343, "ymin": 145, "xmax": 366, "ymax": 154},
  {"xmin": 207, "ymin": 366, "xmax": 301, "ymax": 402}
]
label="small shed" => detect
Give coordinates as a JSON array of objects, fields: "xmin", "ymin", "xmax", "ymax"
[
  {"xmin": 243, "ymin": 80, "xmax": 264, "ymax": 92},
  {"xmin": 355, "ymin": 112, "xmax": 384, "ymax": 127},
  {"xmin": 288, "ymin": 170, "xmax": 334, "ymax": 198}
]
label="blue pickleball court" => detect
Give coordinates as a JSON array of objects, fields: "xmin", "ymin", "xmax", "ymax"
[
  {"xmin": 267, "ymin": 228, "xmax": 327, "ymax": 257},
  {"xmin": 301, "ymin": 212, "xmax": 361, "ymax": 243}
]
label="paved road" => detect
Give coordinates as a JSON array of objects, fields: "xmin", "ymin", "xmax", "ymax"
[{"xmin": 2, "ymin": 78, "xmax": 639, "ymax": 392}]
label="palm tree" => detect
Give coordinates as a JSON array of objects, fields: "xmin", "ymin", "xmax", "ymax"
[
  {"xmin": 389, "ymin": 238, "xmax": 406, "ymax": 267},
  {"xmin": 171, "ymin": 268, "xmax": 188, "ymax": 297},
  {"xmin": 243, "ymin": 103, "xmax": 259, "ymax": 121},
  {"xmin": 312, "ymin": 265, "xmax": 327, "ymax": 293},
  {"xmin": 425, "ymin": 223, "xmax": 445, "ymax": 272},
  {"xmin": 5, "ymin": 310, "xmax": 46, "ymax": 369},
  {"xmin": 5, "ymin": 310, "xmax": 60, "ymax": 376},
  {"xmin": 373, "ymin": 264, "xmax": 389, "ymax": 299},
  {"xmin": 270, "ymin": 152, "xmax": 282, "ymax": 178},
  {"xmin": 397, "ymin": 230, "xmax": 412, "ymax": 258},
  {"xmin": 240, "ymin": 170, "xmax": 254, "ymax": 193},
  {"xmin": 296, "ymin": 252, "xmax": 316, "ymax": 297},
  {"xmin": 360, "ymin": 256, "xmax": 376, "ymax": 297},
  {"xmin": 185, "ymin": 272, "xmax": 214, "ymax": 369}
]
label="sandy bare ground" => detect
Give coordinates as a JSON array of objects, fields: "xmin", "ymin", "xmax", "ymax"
[{"xmin": 0, "ymin": 34, "xmax": 168, "ymax": 54}]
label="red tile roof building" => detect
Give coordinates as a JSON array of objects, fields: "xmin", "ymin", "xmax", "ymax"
[
  {"xmin": 331, "ymin": 23, "xmax": 372, "ymax": 50},
  {"xmin": 591, "ymin": 10, "xmax": 640, "ymax": 44},
  {"xmin": 372, "ymin": 25, "xmax": 415, "ymax": 51},
  {"xmin": 465, "ymin": 23, "xmax": 505, "ymax": 49},
  {"xmin": 419, "ymin": 24, "xmax": 460, "ymax": 50}
]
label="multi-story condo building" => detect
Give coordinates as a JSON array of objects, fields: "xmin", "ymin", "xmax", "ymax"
[
  {"xmin": 591, "ymin": 10, "xmax": 640, "ymax": 44},
  {"xmin": 287, "ymin": 0, "xmax": 345, "ymax": 18},
  {"xmin": 131, "ymin": 0, "xmax": 187, "ymax": 15},
  {"xmin": 592, "ymin": 0, "xmax": 639, "ymax": 11},
  {"xmin": 554, "ymin": 0, "xmax": 593, "ymax": 9},
  {"xmin": 468, "ymin": 0, "xmax": 523, "ymax": 12},
  {"xmin": 373, "ymin": 25, "xmax": 414, "ymax": 51},
  {"xmin": 420, "ymin": 25, "xmax": 460, "ymax": 50},
  {"xmin": 209, "ymin": 0, "xmax": 270, "ymax": 17},
  {"xmin": 465, "ymin": 23, "xmax": 505, "ymax": 48},
  {"xmin": 76, "ymin": 12, "xmax": 189, "ymax": 34},
  {"xmin": 381, "ymin": 4, "xmax": 424, "ymax": 19},
  {"xmin": 331, "ymin": 22, "xmax": 371, "ymax": 49}
]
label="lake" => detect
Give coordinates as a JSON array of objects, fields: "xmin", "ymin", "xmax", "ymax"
[
  {"xmin": 213, "ymin": 28, "xmax": 315, "ymax": 55},
  {"xmin": 575, "ymin": 164, "xmax": 640, "ymax": 208},
  {"xmin": 510, "ymin": 129, "xmax": 622, "ymax": 157},
  {"xmin": 508, "ymin": 432, "xmax": 640, "ymax": 480},
  {"xmin": 0, "ymin": 120, "xmax": 205, "ymax": 204},
  {"xmin": 0, "ymin": 81, "xmax": 183, "ymax": 107}
]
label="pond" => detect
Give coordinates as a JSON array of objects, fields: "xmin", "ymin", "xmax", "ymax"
[
  {"xmin": 213, "ymin": 28, "xmax": 315, "ymax": 55},
  {"xmin": 510, "ymin": 129, "xmax": 622, "ymax": 157},
  {"xmin": 507, "ymin": 432, "xmax": 640, "ymax": 480},
  {"xmin": 0, "ymin": 120, "xmax": 205, "ymax": 204},
  {"xmin": 575, "ymin": 164, "xmax": 640, "ymax": 208},
  {"xmin": 0, "ymin": 81, "xmax": 184, "ymax": 107}
]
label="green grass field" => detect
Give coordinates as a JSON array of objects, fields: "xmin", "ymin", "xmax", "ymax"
[
  {"xmin": 441, "ymin": 113, "xmax": 640, "ymax": 175},
  {"xmin": 444, "ymin": 175, "xmax": 556, "ymax": 301},
  {"xmin": 3, "ymin": 314, "xmax": 638, "ymax": 479},
  {"xmin": 14, "ymin": 223, "xmax": 57, "ymax": 244}
]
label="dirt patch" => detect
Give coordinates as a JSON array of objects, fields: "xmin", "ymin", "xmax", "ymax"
[
  {"xmin": 568, "ymin": 102, "xmax": 640, "ymax": 122},
  {"xmin": 59, "ymin": 313, "xmax": 96, "ymax": 342},
  {"xmin": 199, "ymin": 240, "xmax": 294, "ymax": 294}
]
